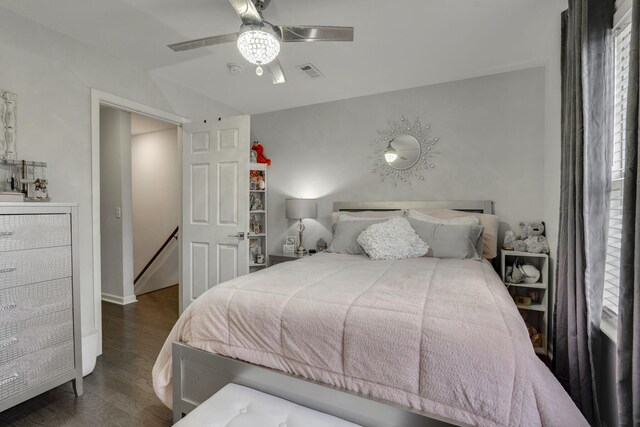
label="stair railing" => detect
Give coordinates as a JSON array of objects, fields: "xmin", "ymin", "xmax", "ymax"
[{"xmin": 134, "ymin": 226, "xmax": 179, "ymax": 285}]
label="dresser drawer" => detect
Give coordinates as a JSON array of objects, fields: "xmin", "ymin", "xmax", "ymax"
[
  {"xmin": 0, "ymin": 308, "xmax": 73, "ymax": 343},
  {"xmin": 0, "ymin": 246, "xmax": 71, "ymax": 290},
  {"xmin": 0, "ymin": 309, "xmax": 73, "ymax": 364},
  {"xmin": 0, "ymin": 278, "xmax": 72, "ymax": 323},
  {"xmin": 0, "ymin": 340, "xmax": 75, "ymax": 401},
  {"xmin": 0, "ymin": 214, "xmax": 71, "ymax": 252}
]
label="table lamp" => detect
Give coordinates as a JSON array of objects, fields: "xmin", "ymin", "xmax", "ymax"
[{"xmin": 285, "ymin": 198, "xmax": 317, "ymax": 254}]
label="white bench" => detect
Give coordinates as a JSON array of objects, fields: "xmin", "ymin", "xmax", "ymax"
[{"xmin": 174, "ymin": 383, "xmax": 360, "ymax": 427}]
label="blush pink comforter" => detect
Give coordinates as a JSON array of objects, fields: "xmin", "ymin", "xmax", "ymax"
[{"xmin": 153, "ymin": 253, "xmax": 587, "ymax": 426}]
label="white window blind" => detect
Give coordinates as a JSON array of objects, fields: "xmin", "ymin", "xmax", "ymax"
[{"xmin": 604, "ymin": 21, "xmax": 631, "ymax": 316}]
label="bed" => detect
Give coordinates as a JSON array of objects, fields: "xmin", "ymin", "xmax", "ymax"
[{"xmin": 153, "ymin": 201, "xmax": 587, "ymax": 427}]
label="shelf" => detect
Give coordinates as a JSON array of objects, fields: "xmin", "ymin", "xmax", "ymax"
[
  {"xmin": 248, "ymin": 166, "xmax": 267, "ymax": 273},
  {"xmin": 502, "ymin": 250, "xmax": 549, "ymax": 258},
  {"xmin": 505, "ymin": 281, "xmax": 547, "ymax": 289},
  {"xmin": 516, "ymin": 303, "xmax": 546, "ymax": 312},
  {"xmin": 534, "ymin": 346, "xmax": 547, "ymax": 355},
  {"xmin": 0, "ymin": 159, "xmax": 47, "ymax": 167}
]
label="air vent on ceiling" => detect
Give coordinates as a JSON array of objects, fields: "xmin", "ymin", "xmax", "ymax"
[{"xmin": 297, "ymin": 63, "xmax": 324, "ymax": 79}]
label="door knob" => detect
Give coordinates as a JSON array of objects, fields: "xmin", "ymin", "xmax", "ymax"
[{"xmin": 227, "ymin": 232, "xmax": 245, "ymax": 240}]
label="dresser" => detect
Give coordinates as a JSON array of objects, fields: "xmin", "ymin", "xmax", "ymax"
[{"xmin": 0, "ymin": 203, "xmax": 82, "ymax": 412}]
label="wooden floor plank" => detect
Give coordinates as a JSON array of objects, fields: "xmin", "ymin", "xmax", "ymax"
[{"xmin": 0, "ymin": 286, "xmax": 178, "ymax": 426}]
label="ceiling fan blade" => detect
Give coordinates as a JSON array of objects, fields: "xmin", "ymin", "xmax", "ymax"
[
  {"xmin": 168, "ymin": 33, "xmax": 238, "ymax": 52},
  {"xmin": 228, "ymin": 0, "xmax": 263, "ymax": 24},
  {"xmin": 277, "ymin": 25, "xmax": 354, "ymax": 42},
  {"xmin": 265, "ymin": 58, "xmax": 286, "ymax": 84}
]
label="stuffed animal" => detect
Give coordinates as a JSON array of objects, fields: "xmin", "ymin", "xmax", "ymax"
[
  {"xmin": 527, "ymin": 323, "xmax": 544, "ymax": 348},
  {"xmin": 520, "ymin": 312, "xmax": 544, "ymax": 348},
  {"xmin": 509, "ymin": 221, "xmax": 550, "ymax": 254},
  {"xmin": 508, "ymin": 259, "xmax": 526, "ymax": 283},
  {"xmin": 252, "ymin": 141, "xmax": 271, "ymax": 166}
]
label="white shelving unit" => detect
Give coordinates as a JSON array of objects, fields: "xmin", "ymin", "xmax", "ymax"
[
  {"xmin": 500, "ymin": 250, "xmax": 549, "ymax": 356},
  {"xmin": 248, "ymin": 163, "xmax": 267, "ymax": 272}
]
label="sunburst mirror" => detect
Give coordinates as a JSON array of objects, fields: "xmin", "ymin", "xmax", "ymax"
[{"xmin": 369, "ymin": 116, "xmax": 439, "ymax": 186}]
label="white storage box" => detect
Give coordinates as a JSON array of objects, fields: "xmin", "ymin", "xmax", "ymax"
[{"xmin": 174, "ymin": 383, "xmax": 359, "ymax": 427}]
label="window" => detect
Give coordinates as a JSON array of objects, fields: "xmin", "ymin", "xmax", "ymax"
[{"xmin": 604, "ymin": 20, "xmax": 631, "ymax": 317}]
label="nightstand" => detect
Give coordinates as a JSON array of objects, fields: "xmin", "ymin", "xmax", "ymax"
[
  {"xmin": 269, "ymin": 252, "xmax": 310, "ymax": 266},
  {"xmin": 500, "ymin": 250, "xmax": 549, "ymax": 356}
]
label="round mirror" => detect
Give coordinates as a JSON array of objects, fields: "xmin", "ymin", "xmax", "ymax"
[{"xmin": 384, "ymin": 134, "xmax": 421, "ymax": 170}]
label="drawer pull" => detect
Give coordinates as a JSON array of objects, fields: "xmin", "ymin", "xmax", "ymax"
[
  {"xmin": 0, "ymin": 373, "xmax": 19, "ymax": 386},
  {"xmin": 0, "ymin": 303, "xmax": 17, "ymax": 311},
  {"xmin": 0, "ymin": 338, "xmax": 18, "ymax": 348},
  {"xmin": 0, "ymin": 231, "xmax": 14, "ymax": 237},
  {"xmin": 0, "ymin": 267, "xmax": 16, "ymax": 274}
]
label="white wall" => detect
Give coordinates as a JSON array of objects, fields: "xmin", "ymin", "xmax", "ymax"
[
  {"xmin": 253, "ymin": 67, "xmax": 546, "ymax": 254},
  {"xmin": 132, "ymin": 127, "xmax": 179, "ymax": 294},
  {"xmin": 0, "ymin": 7, "xmax": 241, "ymax": 342},
  {"xmin": 134, "ymin": 241, "xmax": 178, "ymax": 296},
  {"xmin": 99, "ymin": 107, "xmax": 135, "ymax": 303}
]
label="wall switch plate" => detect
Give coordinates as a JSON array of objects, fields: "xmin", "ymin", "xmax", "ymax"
[{"xmin": 115, "ymin": 207, "xmax": 121, "ymax": 219}]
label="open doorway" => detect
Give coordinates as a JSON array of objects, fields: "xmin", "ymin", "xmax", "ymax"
[
  {"xmin": 99, "ymin": 108, "xmax": 180, "ymax": 304},
  {"xmin": 90, "ymin": 89, "xmax": 188, "ymax": 361},
  {"xmin": 82, "ymin": 93, "xmax": 187, "ymax": 423},
  {"xmin": 130, "ymin": 113, "xmax": 180, "ymax": 296}
]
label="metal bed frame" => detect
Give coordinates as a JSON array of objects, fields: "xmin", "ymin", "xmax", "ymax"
[{"xmin": 172, "ymin": 200, "xmax": 493, "ymax": 426}]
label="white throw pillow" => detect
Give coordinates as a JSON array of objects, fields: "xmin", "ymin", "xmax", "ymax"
[
  {"xmin": 357, "ymin": 217, "xmax": 429, "ymax": 260},
  {"xmin": 406, "ymin": 209, "xmax": 480, "ymax": 226}
]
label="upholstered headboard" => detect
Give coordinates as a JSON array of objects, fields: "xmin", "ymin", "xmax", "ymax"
[{"xmin": 333, "ymin": 200, "xmax": 493, "ymax": 215}]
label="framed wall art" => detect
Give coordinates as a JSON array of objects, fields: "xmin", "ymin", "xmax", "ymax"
[{"xmin": 0, "ymin": 89, "xmax": 17, "ymax": 160}]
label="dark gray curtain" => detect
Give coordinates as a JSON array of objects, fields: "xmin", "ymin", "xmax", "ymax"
[
  {"xmin": 618, "ymin": 1, "xmax": 640, "ymax": 425},
  {"xmin": 554, "ymin": 0, "xmax": 613, "ymax": 425}
]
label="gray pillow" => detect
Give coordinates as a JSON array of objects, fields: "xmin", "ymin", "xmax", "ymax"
[
  {"xmin": 328, "ymin": 219, "xmax": 387, "ymax": 255},
  {"xmin": 474, "ymin": 227, "xmax": 485, "ymax": 258},
  {"xmin": 408, "ymin": 218, "xmax": 484, "ymax": 260}
]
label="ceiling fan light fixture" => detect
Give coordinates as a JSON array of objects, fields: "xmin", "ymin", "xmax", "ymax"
[
  {"xmin": 237, "ymin": 24, "xmax": 280, "ymax": 69},
  {"xmin": 384, "ymin": 140, "xmax": 398, "ymax": 163}
]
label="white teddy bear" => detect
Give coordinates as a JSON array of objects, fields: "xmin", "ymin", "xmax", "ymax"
[{"xmin": 504, "ymin": 221, "xmax": 550, "ymax": 254}]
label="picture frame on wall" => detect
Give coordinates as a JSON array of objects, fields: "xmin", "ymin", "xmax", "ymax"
[{"xmin": 0, "ymin": 89, "xmax": 17, "ymax": 160}]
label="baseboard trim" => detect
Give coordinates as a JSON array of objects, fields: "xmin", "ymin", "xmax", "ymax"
[{"xmin": 101, "ymin": 292, "xmax": 137, "ymax": 305}]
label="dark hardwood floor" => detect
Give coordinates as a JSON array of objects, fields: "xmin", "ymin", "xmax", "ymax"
[{"xmin": 0, "ymin": 285, "xmax": 179, "ymax": 426}]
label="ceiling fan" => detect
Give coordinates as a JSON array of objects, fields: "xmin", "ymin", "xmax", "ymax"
[{"xmin": 167, "ymin": 0, "xmax": 354, "ymax": 84}]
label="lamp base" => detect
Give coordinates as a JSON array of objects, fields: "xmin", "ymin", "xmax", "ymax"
[{"xmin": 296, "ymin": 219, "xmax": 306, "ymax": 255}]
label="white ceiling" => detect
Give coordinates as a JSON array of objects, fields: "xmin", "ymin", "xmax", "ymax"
[
  {"xmin": 131, "ymin": 112, "xmax": 176, "ymax": 136},
  {"xmin": 0, "ymin": 0, "xmax": 566, "ymax": 114}
]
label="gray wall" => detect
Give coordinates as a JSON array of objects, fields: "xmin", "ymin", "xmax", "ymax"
[
  {"xmin": 253, "ymin": 67, "xmax": 546, "ymax": 255},
  {"xmin": 99, "ymin": 107, "xmax": 135, "ymax": 303},
  {"xmin": 0, "ymin": 7, "xmax": 240, "ymax": 338}
]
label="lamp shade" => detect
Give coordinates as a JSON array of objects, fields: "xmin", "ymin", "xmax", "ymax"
[{"xmin": 285, "ymin": 198, "xmax": 317, "ymax": 220}]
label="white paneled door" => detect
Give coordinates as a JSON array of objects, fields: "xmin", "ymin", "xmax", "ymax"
[{"xmin": 181, "ymin": 115, "xmax": 250, "ymax": 312}]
